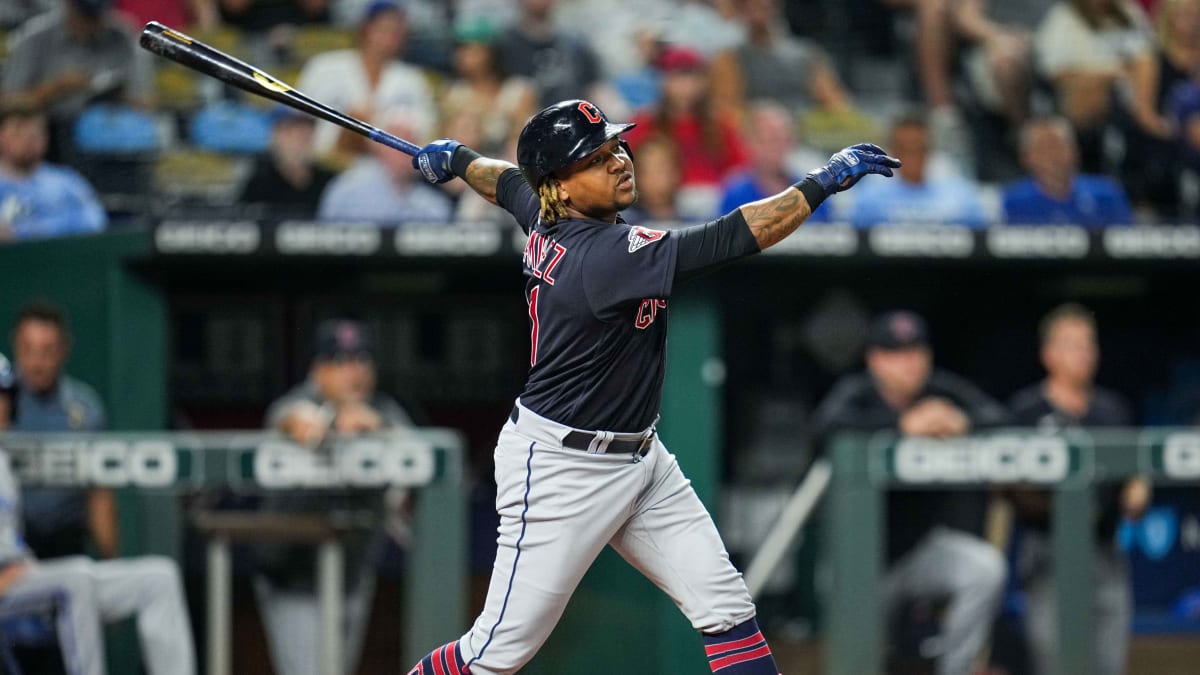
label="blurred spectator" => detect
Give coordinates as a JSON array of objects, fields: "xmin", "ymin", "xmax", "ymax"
[
  {"xmin": 1168, "ymin": 74, "xmax": 1200, "ymax": 186},
  {"xmin": 1033, "ymin": 0, "xmax": 1169, "ymax": 173},
  {"xmin": 318, "ymin": 111, "xmax": 452, "ymax": 224},
  {"xmin": 0, "ymin": 351, "xmax": 197, "ymax": 675},
  {"xmin": 439, "ymin": 17, "xmax": 537, "ymax": 159},
  {"xmin": 295, "ymin": 0, "xmax": 434, "ymax": 164},
  {"xmin": 238, "ymin": 105, "xmax": 336, "ymax": 219},
  {"xmin": 1002, "ymin": 115, "xmax": 1134, "ymax": 226},
  {"xmin": 495, "ymin": 0, "xmax": 602, "ymax": 107},
  {"xmin": 718, "ymin": 101, "xmax": 831, "ymax": 222},
  {"xmin": 1006, "ymin": 303, "xmax": 1147, "ymax": 675},
  {"xmin": 621, "ymin": 134, "xmax": 683, "ymax": 225},
  {"xmin": 1, "ymin": 0, "xmax": 154, "ymax": 162},
  {"xmin": 115, "ymin": 0, "xmax": 218, "ymax": 30},
  {"xmin": 710, "ymin": 0, "xmax": 855, "ymax": 123},
  {"xmin": 951, "ymin": 0, "xmax": 1054, "ymax": 181},
  {"xmin": 8, "ymin": 300, "xmax": 117, "ymax": 560},
  {"xmin": 1120, "ymin": 0, "xmax": 1200, "ymax": 218},
  {"xmin": 849, "ymin": 110, "xmax": 989, "ymax": 228},
  {"xmin": 624, "ymin": 46, "xmax": 749, "ymax": 220},
  {"xmin": 217, "ymin": 0, "xmax": 329, "ymax": 33},
  {"xmin": 255, "ymin": 318, "xmax": 413, "ymax": 675},
  {"xmin": 810, "ymin": 310, "xmax": 1009, "ymax": 675},
  {"xmin": 0, "ymin": 100, "xmax": 106, "ymax": 242},
  {"xmin": 0, "ymin": 0, "xmax": 55, "ymax": 31}
]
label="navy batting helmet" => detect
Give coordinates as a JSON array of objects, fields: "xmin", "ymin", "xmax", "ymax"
[{"xmin": 516, "ymin": 100, "xmax": 636, "ymax": 188}]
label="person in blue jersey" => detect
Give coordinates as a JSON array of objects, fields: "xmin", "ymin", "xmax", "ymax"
[
  {"xmin": 0, "ymin": 100, "xmax": 106, "ymax": 242},
  {"xmin": 403, "ymin": 99, "xmax": 900, "ymax": 675},
  {"xmin": 1001, "ymin": 115, "xmax": 1134, "ymax": 227}
]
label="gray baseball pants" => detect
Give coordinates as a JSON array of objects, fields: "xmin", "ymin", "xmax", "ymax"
[
  {"xmin": 0, "ymin": 555, "xmax": 195, "ymax": 675},
  {"xmin": 883, "ymin": 526, "xmax": 1008, "ymax": 675}
]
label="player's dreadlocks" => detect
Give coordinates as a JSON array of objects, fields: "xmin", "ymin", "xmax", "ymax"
[{"xmin": 537, "ymin": 179, "xmax": 569, "ymax": 224}]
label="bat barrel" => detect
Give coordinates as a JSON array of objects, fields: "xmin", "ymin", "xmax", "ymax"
[{"xmin": 139, "ymin": 21, "xmax": 422, "ymax": 157}]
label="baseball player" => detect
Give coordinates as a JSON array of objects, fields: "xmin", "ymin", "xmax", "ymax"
[
  {"xmin": 404, "ymin": 100, "xmax": 900, "ymax": 675},
  {"xmin": 0, "ymin": 353, "xmax": 197, "ymax": 675}
]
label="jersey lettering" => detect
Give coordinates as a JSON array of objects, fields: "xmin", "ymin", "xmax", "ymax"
[
  {"xmin": 522, "ymin": 232, "xmax": 568, "ymax": 286},
  {"xmin": 634, "ymin": 299, "xmax": 668, "ymax": 330},
  {"xmin": 543, "ymin": 244, "xmax": 567, "ymax": 285},
  {"xmin": 578, "ymin": 101, "xmax": 603, "ymax": 124},
  {"xmin": 528, "ymin": 286, "xmax": 541, "ymax": 365}
]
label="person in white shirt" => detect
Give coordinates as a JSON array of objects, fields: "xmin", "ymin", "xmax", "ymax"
[{"xmin": 296, "ymin": 0, "xmax": 435, "ymax": 164}]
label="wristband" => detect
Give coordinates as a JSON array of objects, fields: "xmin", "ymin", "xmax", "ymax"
[
  {"xmin": 794, "ymin": 177, "xmax": 827, "ymax": 211},
  {"xmin": 450, "ymin": 146, "xmax": 483, "ymax": 177}
]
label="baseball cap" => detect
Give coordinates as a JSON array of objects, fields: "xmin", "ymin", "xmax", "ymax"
[
  {"xmin": 70, "ymin": 0, "xmax": 113, "ymax": 16},
  {"xmin": 865, "ymin": 310, "xmax": 930, "ymax": 351},
  {"xmin": 314, "ymin": 319, "xmax": 375, "ymax": 361},
  {"xmin": 362, "ymin": 0, "xmax": 405, "ymax": 24},
  {"xmin": 656, "ymin": 46, "xmax": 707, "ymax": 73}
]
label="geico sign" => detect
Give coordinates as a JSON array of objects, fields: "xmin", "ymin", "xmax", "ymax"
[
  {"xmin": 253, "ymin": 439, "xmax": 436, "ymax": 488},
  {"xmin": 10, "ymin": 441, "xmax": 177, "ymax": 487},
  {"xmin": 1162, "ymin": 434, "xmax": 1200, "ymax": 479},
  {"xmin": 894, "ymin": 437, "xmax": 1070, "ymax": 484}
]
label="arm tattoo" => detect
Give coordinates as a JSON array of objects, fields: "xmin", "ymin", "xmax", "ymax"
[
  {"xmin": 739, "ymin": 187, "xmax": 815, "ymax": 250},
  {"xmin": 464, "ymin": 158, "xmax": 518, "ymax": 205}
]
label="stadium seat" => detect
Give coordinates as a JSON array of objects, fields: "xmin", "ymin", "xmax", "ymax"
[
  {"xmin": 72, "ymin": 104, "xmax": 171, "ymax": 206},
  {"xmin": 154, "ymin": 147, "xmax": 251, "ymax": 204},
  {"xmin": 289, "ymin": 25, "xmax": 355, "ymax": 63},
  {"xmin": 189, "ymin": 100, "xmax": 271, "ymax": 154}
]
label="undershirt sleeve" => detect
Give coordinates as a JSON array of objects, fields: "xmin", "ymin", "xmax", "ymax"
[
  {"xmin": 495, "ymin": 169, "xmax": 540, "ymax": 234},
  {"xmin": 672, "ymin": 209, "xmax": 762, "ymax": 284}
]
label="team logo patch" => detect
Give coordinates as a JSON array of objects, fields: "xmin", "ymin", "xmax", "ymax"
[{"xmin": 627, "ymin": 226, "xmax": 666, "ymax": 253}]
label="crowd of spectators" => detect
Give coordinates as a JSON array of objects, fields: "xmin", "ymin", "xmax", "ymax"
[{"xmin": 0, "ymin": 0, "xmax": 1198, "ymax": 243}]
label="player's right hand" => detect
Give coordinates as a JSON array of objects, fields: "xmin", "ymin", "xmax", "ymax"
[
  {"xmin": 412, "ymin": 139, "xmax": 463, "ymax": 184},
  {"xmin": 806, "ymin": 143, "xmax": 902, "ymax": 197}
]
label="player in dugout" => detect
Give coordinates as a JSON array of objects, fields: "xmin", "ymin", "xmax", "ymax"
[
  {"xmin": 0, "ymin": 353, "xmax": 196, "ymax": 675},
  {"xmin": 401, "ymin": 100, "xmax": 900, "ymax": 675}
]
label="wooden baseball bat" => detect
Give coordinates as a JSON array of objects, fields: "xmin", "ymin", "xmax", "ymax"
[{"xmin": 138, "ymin": 21, "xmax": 421, "ymax": 156}]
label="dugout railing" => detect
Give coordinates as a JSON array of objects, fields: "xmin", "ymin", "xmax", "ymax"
[
  {"xmin": 825, "ymin": 428, "xmax": 1200, "ymax": 675},
  {"xmin": 0, "ymin": 429, "xmax": 468, "ymax": 672}
]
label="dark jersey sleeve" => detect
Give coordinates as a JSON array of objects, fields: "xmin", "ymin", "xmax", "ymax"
[
  {"xmin": 672, "ymin": 210, "xmax": 761, "ymax": 284},
  {"xmin": 495, "ymin": 168, "xmax": 540, "ymax": 234},
  {"xmin": 581, "ymin": 224, "xmax": 679, "ymax": 319},
  {"xmin": 809, "ymin": 375, "xmax": 899, "ymax": 453},
  {"xmin": 930, "ymin": 371, "xmax": 1013, "ymax": 429}
]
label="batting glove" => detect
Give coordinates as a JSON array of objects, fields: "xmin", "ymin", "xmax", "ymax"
[
  {"xmin": 412, "ymin": 138, "xmax": 463, "ymax": 184},
  {"xmin": 806, "ymin": 143, "xmax": 902, "ymax": 198}
]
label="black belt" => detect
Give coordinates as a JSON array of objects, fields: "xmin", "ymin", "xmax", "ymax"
[{"xmin": 509, "ymin": 407, "xmax": 653, "ymax": 457}]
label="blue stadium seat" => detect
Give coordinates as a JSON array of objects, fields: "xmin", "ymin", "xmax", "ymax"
[{"xmin": 189, "ymin": 100, "xmax": 272, "ymax": 155}]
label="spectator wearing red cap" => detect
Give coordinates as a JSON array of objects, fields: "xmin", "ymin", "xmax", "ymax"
[{"xmin": 624, "ymin": 45, "xmax": 749, "ymax": 220}]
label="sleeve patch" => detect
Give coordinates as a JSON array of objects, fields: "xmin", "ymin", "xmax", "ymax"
[{"xmin": 627, "ymin": 226, "xmax": 666, "ymax": 253}]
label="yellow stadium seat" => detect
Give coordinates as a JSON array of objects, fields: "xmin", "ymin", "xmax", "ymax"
[
  {"xmin": 290, "ymin": 26, "xmax": 355, "ymax": 63},
  {"xmin": 154, "ymin": 148, "xmax": 250, "ymax": 202}
]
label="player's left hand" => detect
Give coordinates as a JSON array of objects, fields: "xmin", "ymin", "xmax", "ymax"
[
  {"xmin": 807, "ymin": 143, "xmax": 902, "ymax": 197},
  {"xmin": 412, "ymin": 138, "xmax": 463, "ymax": 184}
]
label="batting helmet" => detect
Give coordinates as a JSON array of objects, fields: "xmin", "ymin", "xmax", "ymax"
[{"xmin": 517, "ymin": 100, "xmax": 636, "ymax": 188}]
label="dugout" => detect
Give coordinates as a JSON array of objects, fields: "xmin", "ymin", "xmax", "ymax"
[{"xmin": 2, "ymin": 221, "xmax": 1200, "ymax": 673}]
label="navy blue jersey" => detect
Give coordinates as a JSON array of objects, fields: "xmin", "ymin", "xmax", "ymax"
[{"xmin": 497, "ymin": 169, "xmax": 681, "ymax": 432}]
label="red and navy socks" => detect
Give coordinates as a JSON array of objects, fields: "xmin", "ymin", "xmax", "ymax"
[
  {"xmin": 703, "ymin": 618, "xmax": 780, "ymax": 674},
  {"xmin": 406, "ymin": 640, "xmax": 469, "ymax": 675}
]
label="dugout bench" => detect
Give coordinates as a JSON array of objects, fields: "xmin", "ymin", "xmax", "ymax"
[
  {"xmin": 0, "ymin": 429, "xmax": 468, "ymax": 673},
  {"xmin": 826, "ymin": 428, "xmax": 1200, "ymax": 675}
]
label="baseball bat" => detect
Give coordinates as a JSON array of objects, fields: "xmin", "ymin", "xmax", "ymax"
[{"xmin": 138, "ymin": 21, "xmax": 421, "ymax": 156}]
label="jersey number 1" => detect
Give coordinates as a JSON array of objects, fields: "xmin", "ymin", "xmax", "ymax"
[{"xmin": 528, "ymin": 286, "xmax": 541, "ymax": 366}]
